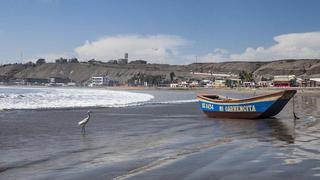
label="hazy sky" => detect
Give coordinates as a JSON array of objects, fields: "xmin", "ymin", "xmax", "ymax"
[{"xmin": 1, "ymin": 0, "xmax": 320, "ymax": 64}]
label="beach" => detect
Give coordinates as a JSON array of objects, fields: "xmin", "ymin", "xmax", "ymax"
[{"xmin": 0, "ymin": 88, "xmax": 320, "ymax": 180}]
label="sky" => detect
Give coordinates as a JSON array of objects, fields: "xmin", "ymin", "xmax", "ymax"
[{"xmin": 0, "ymin": 0, "xmax": 320, "ymax": 64}]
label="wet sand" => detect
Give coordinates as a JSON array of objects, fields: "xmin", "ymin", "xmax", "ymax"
[{"xmin": 1, "ymin": 91, "xmax": 320, "ymax": 180}]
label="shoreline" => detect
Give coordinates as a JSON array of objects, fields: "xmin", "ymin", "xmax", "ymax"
[
  {"xmin": 2, "ymin": 84, "xmax": 320, "ymax": 92},
  {"xmin": 1, "ymin": 90, "xmax": 320, "ymax": 180}
]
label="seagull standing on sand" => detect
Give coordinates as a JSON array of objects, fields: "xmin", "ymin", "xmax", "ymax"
[{"xmin": 78, "ymin": 111, "xmax": 91, "ymax": 134}]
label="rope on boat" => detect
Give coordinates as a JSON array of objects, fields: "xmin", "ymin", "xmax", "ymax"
[{"xmin": 293, "ymin": 95, "xmax": 300, "ymax": 120}]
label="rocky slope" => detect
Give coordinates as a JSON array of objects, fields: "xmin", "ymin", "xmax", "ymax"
[
  {"xmin": 0, "ymin": 59, "xmax": 320, "ymax": 83},
  {"xmin": 253, "ymin": 59, "xmax": 320, "ymax": 79}
]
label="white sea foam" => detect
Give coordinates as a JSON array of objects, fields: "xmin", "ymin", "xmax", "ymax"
[
  {"xmin": 154, "ymin": 99, "xmax": 197, "ymax": 104},
  {"xmin": 0, "ymin": 87, "xmax": 154, "ymax": 110}
]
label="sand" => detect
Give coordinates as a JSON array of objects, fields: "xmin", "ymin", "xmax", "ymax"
[{"xmin": 0, "ymin": 90, "xmax": 320, "ymax": 180}]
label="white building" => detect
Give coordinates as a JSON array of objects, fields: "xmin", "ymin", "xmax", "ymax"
[
  {"xmin": 273, "ymin": 75, "xmax": 296, "ymax": 87},
  {"xmin": 189, "ymin": 81, "xmax": 199, "ymax": 87},
  {"xmin": 91, "ymin": 75, "xmax": 112, "ymax": 86},
  {"xmin": 170, "ymin": 83, "xmax": 179, "ymax": 88},
  {"xmin": 213, "ymin": 79, "xmax": 226, "ymax": 87}
]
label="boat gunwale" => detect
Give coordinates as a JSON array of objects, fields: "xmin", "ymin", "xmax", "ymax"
[{"xmin": 197, "ymin": 90, "xmax": 295, "ymax": 104}]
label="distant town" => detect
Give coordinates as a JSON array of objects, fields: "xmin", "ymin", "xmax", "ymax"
[{"xmin": 0, "ymin": 54, "xmax": 320, "ymax": 89}]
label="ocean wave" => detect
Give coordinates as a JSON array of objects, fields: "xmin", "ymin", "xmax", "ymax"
[
  {"xmin": 147, "ymin": 99, "xmax": 197, "ymax": 105},
  {"xmin": 0, "ymin": 87, "xmax": 154, "ymax": 110}
]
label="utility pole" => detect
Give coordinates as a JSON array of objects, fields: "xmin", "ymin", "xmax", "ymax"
[
  {"xmin": 195, "ymin": 55, "xmax": 198, "ymax": 73},
  {"xmin": 20, "ymin": 51, "xmax": 23, "ymax": 63}
]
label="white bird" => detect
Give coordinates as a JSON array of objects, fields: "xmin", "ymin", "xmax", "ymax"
[{"xmin": 78, "ymin": 111, "xmax": 91, "ymax": 134}]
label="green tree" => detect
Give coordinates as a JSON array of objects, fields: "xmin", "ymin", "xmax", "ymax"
[
  {"xmin": 239, "ymin": 71, "xmax": 253, "ymax": 82},
  {"xmin": 170, "ymin": 72, "xmax": 175, "ymax": 82}
]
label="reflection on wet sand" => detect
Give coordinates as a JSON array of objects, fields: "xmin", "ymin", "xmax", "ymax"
[
  {"xmin": 210, "ymin": 117, "xmax": 295, "ymax": 144},
  {"xmin": 265, "ymin": 118, "xmax": 295, "ymax": 144}
]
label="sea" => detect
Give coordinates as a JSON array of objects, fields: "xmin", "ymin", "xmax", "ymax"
[
  {"xmin": 0, "ymin": 86, "xmax": 319, "ymax": 180},
  {"xmin": 0, "ymin": 86, "xmax": 155, "ymax": 110}
]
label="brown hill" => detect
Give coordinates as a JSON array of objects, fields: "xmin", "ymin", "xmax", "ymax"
[
  {"xmin": 1, "ymin": 59, "xmax": 320, "ymax": 83},
  {"xmin": 253, "ymin": 59, "xmax": 320, "ymax": 79},
  {"xmin": 189, "ymin": 61, "xmax": 267, "ymax": 74}
]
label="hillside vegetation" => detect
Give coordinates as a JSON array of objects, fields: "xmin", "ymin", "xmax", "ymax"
[{"xmin": 0, "ymin": 59, "xmax": 319, "ymax": 83}]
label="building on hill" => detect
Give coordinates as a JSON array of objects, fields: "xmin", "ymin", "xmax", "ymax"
[
  {"xmin": 273, "ymin": 75, "xmax": 296, "ymax": 87},
  {"xmin": 117, "ymin": 58, "xmax": 128, "ymax": 64},
  {"xmin": 55, "ymin": 58, "xmax": 68, "ymax": 64},
  {"xmin": 117, "ymin": 53, "xmax": 129, "ymax": 64},
  {"xmin": 129, "ymin": 60, "xmax": 147, "ymax": 64},
  {"xmin": 68, "ymin": 58, "xmax": 79, "ymax": 63},
  {"xmin": 36, "ymin": 58, "xmax": 46, "ymax": 65},
  {"xmin": 107, "ymin": 60, "xmax": 118, "ymax": 64},
  {"xmin": 88, "ymin": 59, "xmax": 103, "ymax": 64}
]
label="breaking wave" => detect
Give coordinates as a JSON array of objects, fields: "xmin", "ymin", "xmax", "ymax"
[{"xmin": 0, "ymin": 87, "xmax": 154, "ymax": 110}]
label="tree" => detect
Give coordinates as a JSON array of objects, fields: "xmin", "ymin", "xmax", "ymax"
[
  {"xmin": 128, "ymin": 73, "xmax": 165, "ymax": 86},
  {"xmin": 170, "ymin": 72, "xmax": 175, "ymax": 82},
  {"xmin": 36, "ymin": 58, "xmax": 46, "ymax": 65},
  {"xmin": 239, "ymin": 71, "xmax": 253, "ymax": 82}
]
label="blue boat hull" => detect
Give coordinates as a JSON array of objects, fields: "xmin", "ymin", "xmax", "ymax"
[{"xmin": 197, "ymin": 90, "xmax": 296, "ymax": 119}]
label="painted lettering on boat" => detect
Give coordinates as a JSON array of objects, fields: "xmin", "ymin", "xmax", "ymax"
[
  {"xmin": 223, "ymin": 105, "xmax": 256, "ymax": 112},
  {"xmin": 201, "ymin": 102, "xmax": 256, "ymax": 112},
  {"xmin": 202, "ymin": 103, "xmax": 214, "ymax": 110}
]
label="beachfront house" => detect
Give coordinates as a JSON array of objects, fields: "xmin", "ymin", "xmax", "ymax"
[
  {"xmin": 49, "ymin": 77, "xmax": 70, "ymax": 84},
  {"xmin": 201, "ymin": 79, "xmax": 213, "ymax": 85},
  {"xmin": 273, "ymin": 75, "xmax": 296, "ymax": 87},
  {"xmin": 213, "ymin": 79, "xmax": 226, "ymax": 87},
  {"xmin": 170, "ymin": 83, "xmax": 179, "ymax": 88},
  {"xmin": 180, "ymin": 81, "xmax": 188, "ymax": 88},
  {"xmin": 47, "ymin": 77, "xmax": 71, "ymax": 86},
  {"xmin": 90, "ymin": 75, "xmax": 114, "ymax": 86},
  {"xmin": 13, "ymin": 78, "xmax": 26, "ymax": 85},
  {"xmin": 243, "ymin": 81, "xmax": 256, "ymax": 88},
  {"xmin": 189, "ymin": 81, "xmax": 199, "ymax": 87},
  {"xmin": 25, "ymin": 78, "xmax": 49, "ymax": 85},
  {"xmin": 257, "ymin": 81, "xmax": 273, "ymax": 87},
  {"xmin": 201, "ymin": 80, "xmax": 214, "ymax": 88},
  {"xmin": 302, "ymin": 78, "xmax": 320, "ymax": 87},
  {"xmin": 309, "ymin": 78, "xmax": 320, "ymax": 87}
]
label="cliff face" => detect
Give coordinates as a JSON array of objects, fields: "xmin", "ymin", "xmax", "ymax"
[
  {"xmin": 1, "ymin": 59, "xmax": 320, "ymax": 83},
  {"xmin": 1, "ymin": 63, "xmax": 191, "ymax": 83},
  {"xmin": 189, "ymin": 62, "xmax": 267, "ymax": 74},
  {"xmin": 253, "ymin": 59, "xmax": 320, "ymax": 78}
]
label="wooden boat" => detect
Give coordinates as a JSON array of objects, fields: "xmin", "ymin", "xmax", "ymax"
[{"xmin": 197, "ymin": 90, "xmax": 297, "ymax": 119}]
